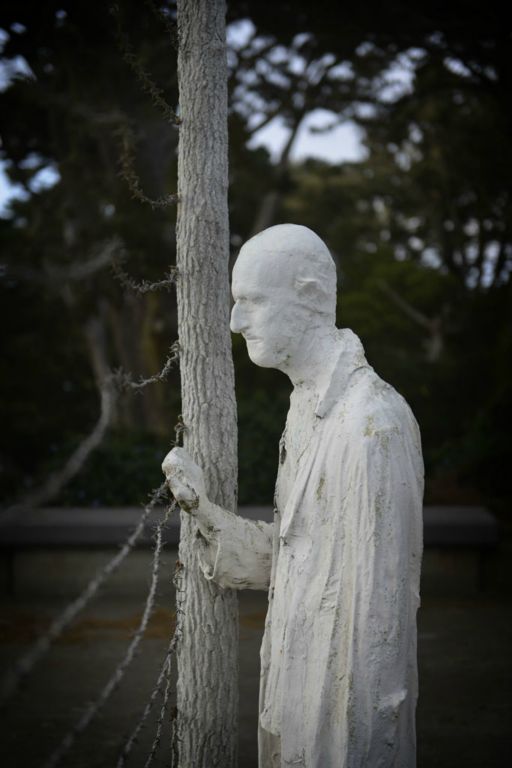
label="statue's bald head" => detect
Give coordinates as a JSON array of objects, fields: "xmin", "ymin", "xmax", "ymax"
[
  {"xmin": 231, "ymin": 225, "xmax": 338, "ymax": 370},
  {"xmin": 233, "ymin": 224, "xmax": 337, "ymax": 323}
]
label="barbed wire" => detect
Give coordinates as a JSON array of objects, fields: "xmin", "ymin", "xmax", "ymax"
[
  {"xmin": 40, "ymin": 499, "xmax": 177, "ymax": 768},
  {"xmin": 144, "ymin": 0, "xmax": 178, "ymax": 48},
  {"xmin": 116, "ymin": 123, "xmax": 179, "ymax": 209},
  {"xmin": 0, "ymin": 484, "xmax": 169, "ymax": 708},
  {"xmin": 144, "ymin": 639, "xmax": 175, "ymax": 768},
  {"xmin": 111, "ymin": 250, "xmax": 178, "ymax": 294},
  {"xmin": 116, "ymin": 630, "xmax": 176, "ymax": 768},
  {"xmin": 117, "ymin": 546, "xmax": 187, "ymax": 768},
  {"xmin": 113, "ymin": 341, "xmax": 180, "ymax": 393},
  {"xmin": 111, "ymin": 3, "xmax": 180, "ymax": 126}
]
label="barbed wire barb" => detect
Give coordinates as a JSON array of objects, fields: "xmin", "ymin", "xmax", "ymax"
[
  {"xmin": 143, "ymin": 639, "xmax": 174, "ymax": 768},
  {"xmin": 111, "ymin": 3, "xmax": 180, "ymax": 126},
  {"xmin": 144, "ymin": 0, "xmax": 178, "ymax": 48},
  {"xmin": 116, "ymin": 123, "xmax": 178, "ymax": 209},
  {"xmin": 112, "ymin": 250, "xmax": 178, "ymax": 294},
  {"xmin": 113, "ymin": 341, "xmax": 180, "ymax": 393},
  {"xmin": 116, "ymin": 630, "xmax": 176, "ymax": 768}
]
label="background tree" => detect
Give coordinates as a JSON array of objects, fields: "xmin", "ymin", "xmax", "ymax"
[
  {"xmin": 1, "ymin": 0, "xmax": 511, "ymax": 517},
  {"xmin": 0, "ymin": 1, "xmax": 182, "ymax": 504}
]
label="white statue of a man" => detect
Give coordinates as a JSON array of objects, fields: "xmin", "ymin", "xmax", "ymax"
[{"xmin": 162, "ymin": 224, "xmax": 424, "ymax": 768}]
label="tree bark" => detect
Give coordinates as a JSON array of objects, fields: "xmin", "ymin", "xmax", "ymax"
[{"xmin": 175, "ymin": 1, "xmax": 238, "ymax": 766}]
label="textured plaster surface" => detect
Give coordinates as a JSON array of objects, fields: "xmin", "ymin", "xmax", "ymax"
[{"xmin": 163, "ymin": 224, "xmax": 424, "ymax": 767}]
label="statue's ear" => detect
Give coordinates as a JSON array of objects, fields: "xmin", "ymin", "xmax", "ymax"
[{"xmin": 295, "ymin": 277, "xmax": 323, "ymax": 304}]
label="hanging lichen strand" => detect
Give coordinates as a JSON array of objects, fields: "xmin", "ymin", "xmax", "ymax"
[{"xmin": 174, "ymin": 0, "xmax": 239, "ymax": 766}]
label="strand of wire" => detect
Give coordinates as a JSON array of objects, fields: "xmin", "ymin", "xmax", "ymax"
[
  {"xmin": 116, "ymin": 631, "xmax": 176, "ymax": 768},
  {"xmin": 117, "ymin": 549, "xmax": 184, "ymax": 768},
  {"xmin": 144, "ymin": 635, "xmax": 175, "ymax": 768},
  {"xmin": 143, "ymin": 0, "xmax": 178, "ymax": 47},
  {"xmin": 113, "ymin": 341, "xmax": 179, "ymax": 393},
  {"xmin": 116, "ymin": 508, "xmax": 186, "ymax": 768},
  {"xmin": 111, "ymin": 3, "xmax": 180, "ymax": 126},
  {"xmin": 143, "ymin": 527, "xmax": 186, "ymax": 768},
  {"xmin": 41, "ymin": 499, "xmax": 176, "ymax": 768},
  {"xmin": 0, "ymin": 483, "xmax": 168, "ymax": 709},
  {"xmin": 112, "ymin": 252, "xmax": 177, "ymax": 294},
  {"xmin": 116, "ymin": 123, "xmax": 178, "ymax": 209}
]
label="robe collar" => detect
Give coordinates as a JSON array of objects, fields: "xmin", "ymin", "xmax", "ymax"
[{"xmin": 314, "ymin": 328, "xmax": 369, "ymax": 419}]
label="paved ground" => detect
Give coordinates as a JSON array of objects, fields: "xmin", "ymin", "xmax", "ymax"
[{"xmin": 0, "ymin": 540, "xmax": 511, "ymax": 768}]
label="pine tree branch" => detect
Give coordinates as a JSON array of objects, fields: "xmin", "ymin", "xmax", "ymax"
[{"xmin": 4, "ymin": 240, "xmax": 119, "ymax": 286}]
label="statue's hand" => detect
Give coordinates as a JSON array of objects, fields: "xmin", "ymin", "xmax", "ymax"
[{"xmin": 162, "ymin": 447, "xmax": 206, "ymax": 513}]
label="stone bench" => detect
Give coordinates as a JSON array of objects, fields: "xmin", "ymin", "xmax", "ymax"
[
  {"xmin": 0, "ymin": 504, "xmax": 498, "ymax": 549},
  {"xmin": 0, "ymin": 505, "xmax": 498, "ymax": 591}
]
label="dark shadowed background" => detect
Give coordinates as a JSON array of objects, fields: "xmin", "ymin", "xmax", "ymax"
[{"xmin": 0, "ymin": 1, "xmax": 511, "ymax": 766}]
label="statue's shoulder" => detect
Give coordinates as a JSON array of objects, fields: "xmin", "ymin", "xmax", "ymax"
[{"xmin": 339, "ymin": 367, "xmax": 417, "ymax": 440}]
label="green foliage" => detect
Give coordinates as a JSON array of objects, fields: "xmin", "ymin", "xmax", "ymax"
[
  {"xmin": 233, "ymin": 335, "xmax": 291, "ymax": 504},
  {"xmin": 1, "ymin": 0, "xmax": 511, "ymax": 510},
  {"xmin": 282, "ymin": 135, "xmax": 511, "ymax": 507},
  {"xmin": 49, "ymin": 430, "xmax": 172, "ymax": 507},
  {"xmin": 0, "ymin": 272, "xmax": 97, "ymax": 500}
]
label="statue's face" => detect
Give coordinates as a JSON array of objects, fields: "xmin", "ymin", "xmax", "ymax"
[{"xmin": 230, "ymin": 249, "xmax": 310, "ymax": 369}]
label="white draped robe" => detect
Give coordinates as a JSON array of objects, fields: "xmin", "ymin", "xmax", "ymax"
[{"xmin": 195, "ymin": 329, "xmax": 424, "ymax": 768}]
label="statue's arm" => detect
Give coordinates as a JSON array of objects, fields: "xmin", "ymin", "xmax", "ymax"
[
  {"xmin": 193, "ymin": 498, "xmax": 273, "ymax": 590},
  {"xmin": 162, "ymin": 447, "xmax": 273, "ymax": 591}
]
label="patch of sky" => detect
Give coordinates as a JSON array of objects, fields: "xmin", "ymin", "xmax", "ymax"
[
  {"xmin": 226, "ymin": 19, "xmax": 255, "ymax": 50},
  {"xmin": 0, "ymin": 166, "xmax": 29, "ymax": 216},
  {"xmin": 0, "ymin": 162, "xmax": 60, "ymax": 216},
  {"xmin": 421, "ymin": 248, "xmax": 442, "ymax": 270},
  {"xmin": 378, "ymin": 48, "xmax": 424, "ymax": 104},
  {"xmin": 481, "ymin": 241, "xmax": 501, "ymax": 286},
  {"xmin": 0, "ymin": 27, "xmax": 35, "ymax": 91},
  {"xmin": 248, "ymin": 110, "xmax": 367, "ymax": 164},
  {"xmin": 28, "ymin": 165, "xmax": 60, "ymax": 194}
]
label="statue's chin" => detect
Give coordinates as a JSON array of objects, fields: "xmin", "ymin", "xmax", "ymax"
[
  {"xmin": 246, "ymin": 343, "xmax": 287, "ymax": 371},
  {"xmin": 246, "ymin": 343, "xmax": 276, "ymax": 369}
]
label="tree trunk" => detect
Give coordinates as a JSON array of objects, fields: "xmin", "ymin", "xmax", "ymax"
[{"xmin": 175, "ymin": 1, "xmax": 238, "ymax": 766}]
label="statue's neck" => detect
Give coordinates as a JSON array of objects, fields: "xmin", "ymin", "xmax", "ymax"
[{"xmin": 281, "ymin": 325, "xmax": 341, "ymax": 396}]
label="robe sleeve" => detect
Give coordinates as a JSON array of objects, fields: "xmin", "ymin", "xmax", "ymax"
[{"xmin": 192, "ymin": 501, "xmax": 274, "ymax": 591}]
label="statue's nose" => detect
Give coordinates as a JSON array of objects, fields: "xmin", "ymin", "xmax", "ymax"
[{"xmin": 230, "ymin": 303, "xmax": 245, "ymax": 334}]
